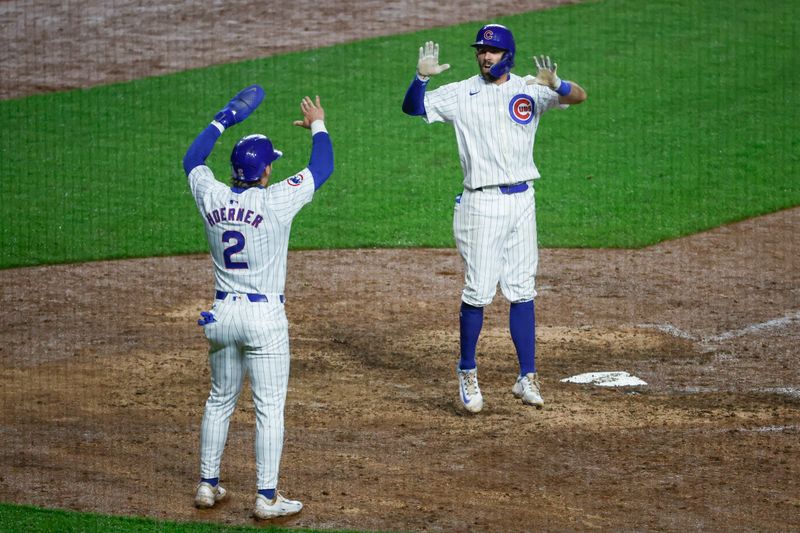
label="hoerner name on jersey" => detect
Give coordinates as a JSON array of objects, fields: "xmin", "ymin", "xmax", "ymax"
[{"xmin": 204, "ymin": 205, "xmax": 264, "ymax": 228}]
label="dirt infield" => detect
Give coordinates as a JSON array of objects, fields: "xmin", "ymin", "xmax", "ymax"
[
  {"xmin": 2, "ymin": 1, "xmax": 799, "ymax": 531},
  {"xmin": 0, "ymin": 0, "xmax": 580, "ymax": 100},
  {"xmin": 2, "ymin": 209, "xmax": 799, "ymax": 531}
]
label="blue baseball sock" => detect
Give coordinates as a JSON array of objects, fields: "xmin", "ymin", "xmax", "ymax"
[
  {"xmin": 510, "ymin": 300, "xmax": 536, "ymax": 375},
  {"xmin": 258, "ymin": 488, "xmax": 276, "ymax": 500},
  {"xmin": 200, "ymin": 477, "xmax": 219, "ymax": 487},
  {"xmin": 459, "ymin": 302, "xmax": 484, "ymax": 370}
]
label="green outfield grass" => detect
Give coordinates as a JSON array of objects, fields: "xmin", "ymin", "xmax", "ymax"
[
  {"xmin": 1, "ymin": 0, "xmax": 798, "ymax": 270},
  {"xmin": 0, "ymin": 502, "xmax": 377, "ymax": 533}
]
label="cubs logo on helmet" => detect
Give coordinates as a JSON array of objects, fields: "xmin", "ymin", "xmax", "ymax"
[
  {"xmin": 471, "ymin": 24, "xmax": 515, "ymax": 53},
  {"xmin": 508, "ymin": 94, "xmax": 534, "ymax": 125}
]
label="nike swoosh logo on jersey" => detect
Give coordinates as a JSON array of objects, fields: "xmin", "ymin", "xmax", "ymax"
[{"xmin": 469, "ymin": 89, "xmax": 480, "ymax": 96}]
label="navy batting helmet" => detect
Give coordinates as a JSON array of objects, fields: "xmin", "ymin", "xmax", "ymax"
[
  {"xmin": 471, "ymin": 24, "xmax": 516, "ymax": 78},
  {"xmin": 230, "ymin": 134, "xmax": 282, "ymax": 182}
]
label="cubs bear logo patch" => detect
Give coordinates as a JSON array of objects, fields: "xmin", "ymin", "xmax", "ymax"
[
  {"xmin": 287, "ymin": 174, "xmax": 304, "ymax": 187},
  {"xmin": 508, "ymin": 94, "xmax": 534, "ymax": 125}
]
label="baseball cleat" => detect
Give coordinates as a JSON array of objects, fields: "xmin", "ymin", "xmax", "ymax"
[
  {"xmin": 457, "ymin": 366, "xmax": 484, "ymax": 413},
  {"xmin": 512, "ymin": 372, "xmax": 545, "ymax": 408},
  {"xmin": 194, "ymin": 481, "xmax": 227, "ymax": 508},
  {"xmin": 254, "ymin": 492, "xmax": 303, "ymax": 520}
]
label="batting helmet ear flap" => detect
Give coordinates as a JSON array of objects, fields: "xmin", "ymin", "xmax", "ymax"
[{"xmin": 489, "ymin": 49, "xmax": 515, "ymax": 79}]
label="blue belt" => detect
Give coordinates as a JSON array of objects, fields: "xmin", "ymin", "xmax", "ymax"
[
  {"xmin": 474, "ymin": 183, "xmax": 529, "ymax": 194},
  {"xmin": 215, "ymin": 290, "xmax": 284, "ymax": 303},
  {"xmin": 499, "ymin": 183, "xmax": 529, "ymax": 194}
]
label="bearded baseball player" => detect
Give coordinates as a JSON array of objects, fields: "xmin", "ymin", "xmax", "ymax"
[
  {"xmin": 183, "ymin": 86, "xmax": 333, "ymax": 519},
  {"xmin": 402, "ymin": 24, "xmax": 587, "ymax": 413}
]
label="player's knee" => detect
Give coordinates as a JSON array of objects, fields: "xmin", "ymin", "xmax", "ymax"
[
  {"xmin": 462, "ymin": 287, "xmax": 495, "ymax": 307},
  {"xmin": 500, "ymin": 284, "xmax": 537, "ymax": 303}
]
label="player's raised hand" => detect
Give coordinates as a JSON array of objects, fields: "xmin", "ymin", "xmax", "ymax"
[
  {"xmin": 214, "ymin": 84, "xmax": 265, "ymax": 129},
  {"xmin": 527, "ymin": 55, "xmax": 562, "ymax": 90},
  {"xmin": 293, "ymin": 95, "xmax": 325, "ymax": 129},
  {"xmin": 417, "ymin": 41, "xmax": 450, "ymax": 78}
]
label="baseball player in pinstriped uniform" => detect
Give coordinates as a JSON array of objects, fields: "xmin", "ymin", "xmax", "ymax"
[
  {"xmin": 402, "ymin": 24, "xmax": 587, "ymax": 413},
  {"xmin": 183, "ymin": 86, "xmax": 333, "ymax": 519}
]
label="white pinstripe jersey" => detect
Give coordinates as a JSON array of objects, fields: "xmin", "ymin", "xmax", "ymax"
[
  {"xmin": 424, "ymin": 73, "xmax": 563, "ymax": 190},
  {"xmin": 188, "ymin": 167, "xmax": 315, "ymax": 295}
]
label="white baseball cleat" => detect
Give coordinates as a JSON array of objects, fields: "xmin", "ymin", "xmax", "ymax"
[
  {"xmin": 194, "ymin": 482, "xmax": 227, "ymax": 508},
  {"xmin": 512, "ymin": 372, "xmax": 545, "ymax": 408},
  {"xmin": 457, "ymin": 366, "xmax": 484, "ymax": 413},
  {"xmin": 254, "ymin": 492, "xmax": 303, "ymax": 520}
]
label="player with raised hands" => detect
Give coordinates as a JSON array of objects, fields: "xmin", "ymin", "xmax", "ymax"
[
  {"xmin": 402, "ymin": 24, "xmax": 587, "ymax": 413},
  {"xmin": 183, "ymin": 86, "xmax": 333, "ymax": 519}
]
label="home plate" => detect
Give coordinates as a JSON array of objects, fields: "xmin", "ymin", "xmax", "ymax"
[{"xmin": 561, "ymin": 371, "xmax": 647, "ymax": 387}]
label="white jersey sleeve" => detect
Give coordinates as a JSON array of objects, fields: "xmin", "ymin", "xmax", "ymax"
[
  {"xmin": 265, "ymin": 169, "xmax": 315, "ymax": 225},
  {"xmin": 188, "ymin": 165, "xmax": 226, "ymax": 206},
  {"xmin": 423, "ymin": 81, "xmax": 461, "ymax": 123}
]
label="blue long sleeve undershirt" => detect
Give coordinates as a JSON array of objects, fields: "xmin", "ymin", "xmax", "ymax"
[
  {"xmin": 308, "ymin": 131, "xmax": 333, "ymax": 190},
  {"xmin": 402, "ymin": 75, "xmax": 428, "ymax": 116},
  {"xmin": 183, "ymin": 124, "xmax": 221, "ymax": 176}
]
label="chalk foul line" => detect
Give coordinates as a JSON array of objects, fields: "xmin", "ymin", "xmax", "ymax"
[{"xmin": 638, "ymin": 310, "xmax": 800, "ymax": 345}]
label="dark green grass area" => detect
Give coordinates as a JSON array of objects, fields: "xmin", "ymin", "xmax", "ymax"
[
  {"xmin": 1, "ymin": 0, "xmax": 798, "ymax": 268},
  {"xmin": 0, "ymin": 502, "xmax": 375, "ymax": 533}
]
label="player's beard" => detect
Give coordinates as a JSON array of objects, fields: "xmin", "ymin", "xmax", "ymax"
[{"xmin": 480, "ymin": 61, "xmax": 497, "ymax": 81}]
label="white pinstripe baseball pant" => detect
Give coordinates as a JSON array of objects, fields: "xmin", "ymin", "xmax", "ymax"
[
  {"xmin": 199, "ymin": 296, "xmax": 290, "ymax": 490},
  {"xmin": 453, "ymin": 184, "xmax": 538, "ymax": 307}
]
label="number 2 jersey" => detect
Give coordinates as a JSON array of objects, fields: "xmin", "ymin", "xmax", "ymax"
[{"xmin": 187, "ymin": 165, "xmax": 315, "ymax": 297}]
